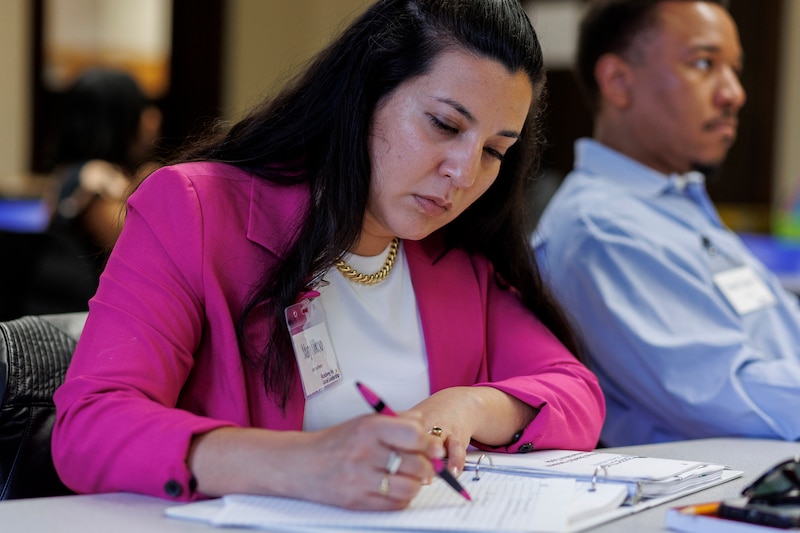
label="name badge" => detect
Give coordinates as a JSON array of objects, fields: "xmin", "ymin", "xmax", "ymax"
[
  {"xmin": 713, "ymin": 265, "xmax": 777, "ymax": 316},
  {"xmin": 285, "ymin": 297, "xmax": 342, "ymax": 398}
]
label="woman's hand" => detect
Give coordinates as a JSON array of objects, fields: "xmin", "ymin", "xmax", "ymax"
[
  {"xmin": 305, "ymin": 412, "xmax": 445, "ymax": 509},
  {"xmin": 188, "ymin": 412, "xmax": 444, "ymax": 510},
  {"xmin": 407, "ymin": 386, "xmax": 538, "ymax": 475}
]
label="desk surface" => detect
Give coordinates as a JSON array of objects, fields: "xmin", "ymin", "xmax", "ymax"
[{"xmin": 1, "ymin": 437, "xmax": 798, "ymax": 532}]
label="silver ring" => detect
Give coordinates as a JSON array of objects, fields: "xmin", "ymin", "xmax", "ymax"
[
  {"xmin": 378, "ymin": 473, "xmax": 390, "ymax": 496},
  {"xmin": 386, "ymin": 451, "xmax": 403, "ymax": 475}
]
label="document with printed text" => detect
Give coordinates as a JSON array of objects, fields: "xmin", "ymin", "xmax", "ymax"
[{"xmin": 166, "ymin": 472, "xmax": 628, "ymax": 532}]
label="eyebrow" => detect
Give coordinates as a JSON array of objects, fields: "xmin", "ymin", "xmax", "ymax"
[{"xmin": 437, "ymin": 97, "xmax": 522, "ymax": 139}]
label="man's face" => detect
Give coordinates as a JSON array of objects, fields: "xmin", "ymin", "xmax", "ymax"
[{"xmin": 622, "ymin": 1, "xmax": 746, "ymax": 175}]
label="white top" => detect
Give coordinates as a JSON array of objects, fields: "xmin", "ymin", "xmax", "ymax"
[{"xmin": 302, "ymin": 241, "xmax": 430, "ymax": 431}]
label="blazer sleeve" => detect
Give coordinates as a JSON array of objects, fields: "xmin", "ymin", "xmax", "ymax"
[
  {"xmin": 52, "ymin": 167, "xmax": 237, "ymax": 501},
  {"xmin": 472, "ymin": 266, "xmax": 606, "ymax": 453}
]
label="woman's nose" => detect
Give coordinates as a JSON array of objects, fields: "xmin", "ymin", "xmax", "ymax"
[{"xmin": 439, "ymin": 145, "xmax": 480, "ymax": 188}]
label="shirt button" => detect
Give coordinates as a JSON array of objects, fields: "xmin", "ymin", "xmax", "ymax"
[
  {"xmin": 517, "ymin": 442, "xmax": 534, "ymax": 453},
  {"xmin": 164, "ymin": 480, "xmax": 183, "ymax": 497}
]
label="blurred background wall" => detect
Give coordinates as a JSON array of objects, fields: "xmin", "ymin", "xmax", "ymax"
[
  {"xmin": 1, "ymin": 1, "xmax": 31, "ymax": 186},
  {"xmin": 775, "ymin": 0, "xmax": 800, "ymax": 224},
  {"xmin": 0, "ymin": 0, "xmax": 369, "ymax": 188},
  {"xmin": 223, "ymin": 0, "xmax": 369, "ymax": 120}
]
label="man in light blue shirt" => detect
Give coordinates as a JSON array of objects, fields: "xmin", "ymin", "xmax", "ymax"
[{"xmin": 534, "ymin": 0, "xmax": 800, "ymax": 446}]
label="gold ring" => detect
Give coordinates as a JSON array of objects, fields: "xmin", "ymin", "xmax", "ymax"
[
  {"xmin": 378, "ymin": 473, "xmax": 390, "ymax": 496},
  {"xmin": 386, "ymin": 451, "xmax": 403, "ymax": 475},
  {"xmin": 430, "ymin": 426, "xmax": 444, "ymax": 438}
]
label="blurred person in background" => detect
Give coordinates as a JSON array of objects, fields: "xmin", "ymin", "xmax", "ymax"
[
  {"xmin": 3, "ymin": 68, "xmax": 163, "ymax": 318},
  {"xmin": 534, "ymin": 0, "xmax": 800, "ymax": 447},
  {"xmin": 48, "ymin": 67, "xmax": 162, "ymax": 263}
]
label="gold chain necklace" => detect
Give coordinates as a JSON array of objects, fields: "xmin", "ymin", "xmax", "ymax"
[{"xmin": 335, "ymin": 238, "xmax": 400, "ymax": 286}]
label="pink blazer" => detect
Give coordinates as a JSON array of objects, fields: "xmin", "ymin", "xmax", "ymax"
[{"xmin": 52, "ymin": 162, "xmax": 605, "ymax": 500}]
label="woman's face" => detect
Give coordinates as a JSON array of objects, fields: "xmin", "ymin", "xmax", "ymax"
[{"xmin": 359, "ymin": 48, "xmax": 533, "ymax": 255}]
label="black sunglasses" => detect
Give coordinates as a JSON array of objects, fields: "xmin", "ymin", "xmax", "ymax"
[{"xmin": 743, "ymin": 455, "xmax": 800, "ymax": 505}]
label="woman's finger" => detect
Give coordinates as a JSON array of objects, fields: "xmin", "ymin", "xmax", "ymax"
[{"xmin": 369, "ymin": 470, "xmax": 423, "ymax": 507}]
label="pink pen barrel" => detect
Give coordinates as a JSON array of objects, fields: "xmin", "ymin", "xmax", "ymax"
[{"xmin": 355, "ymin": 381, "xmax": 472, "ymax": 502}]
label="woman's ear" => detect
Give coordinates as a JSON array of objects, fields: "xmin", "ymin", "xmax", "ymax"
[{"xmin": 594, "ymin": 53, "xmax": 634, "ymax": 110}]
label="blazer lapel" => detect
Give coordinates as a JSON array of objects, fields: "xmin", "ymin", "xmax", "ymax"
[
  {"xmin": 245, "ymin": 176, "xmax": 310, "ymax": 256},
  {"xmin": 405, "ymin": 237, "xmax": 485, "ymax": 393}
]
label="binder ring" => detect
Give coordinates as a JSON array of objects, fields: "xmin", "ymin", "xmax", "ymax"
[
  {"xmin": 472, "ymin": 453, "xmax": 495, "ymax": 481},
  {"xmin": 590, "ymin": 465, "xmax": 609, "ymax": 492}
]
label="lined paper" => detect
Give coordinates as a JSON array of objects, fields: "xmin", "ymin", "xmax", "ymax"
[{"xmin": 209, "ymin": 475, "xmax": 577, "ymax": 532}]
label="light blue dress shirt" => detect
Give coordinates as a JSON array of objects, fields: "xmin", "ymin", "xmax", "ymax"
[{"xmin": 533, "ymin": 138, "xmax": 800, "ymax": 446}]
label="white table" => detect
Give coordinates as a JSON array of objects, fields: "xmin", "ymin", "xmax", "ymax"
[{"xmin": 1, "ymin": 437, "xmax": 798, "ymax": 532}]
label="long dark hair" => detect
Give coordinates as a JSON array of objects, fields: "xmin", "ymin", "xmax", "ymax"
[{"xmin": 171, "ymin": 0, "xmax": 582, "ymax": 408}]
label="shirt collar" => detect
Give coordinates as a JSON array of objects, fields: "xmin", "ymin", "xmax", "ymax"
[
  {"xmin": 669, "ymin": 170, "xmax": 708, "ymax": 192},
  {"xmin": 574, "ymin": 138, "xmax": 707, "ymax": 197}
]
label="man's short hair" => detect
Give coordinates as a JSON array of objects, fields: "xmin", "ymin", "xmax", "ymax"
[{"xmin": 574, "ymin": 0, "xmax": 731, "ymax": 115}]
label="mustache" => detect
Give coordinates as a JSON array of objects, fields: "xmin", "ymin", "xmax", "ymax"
[{"xmin": 703, "ymin": 109, "xmax": 738, "ymax": 131}]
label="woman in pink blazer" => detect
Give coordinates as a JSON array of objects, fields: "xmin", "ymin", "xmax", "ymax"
[{"xmin": 52, "ymin": 0, "xmax": 605, "ymax": 511}]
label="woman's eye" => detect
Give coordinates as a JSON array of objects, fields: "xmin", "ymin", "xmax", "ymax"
[
  {"xmin": 428, "ymin": 115, "xmax": 458, "ymax": 134},
  {"xmin": 484, "ymin": 147, "xmax": 505, "ymax": 162}
]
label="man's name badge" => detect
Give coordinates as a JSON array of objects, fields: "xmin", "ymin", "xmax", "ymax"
[
  {"xmin": 713, "ymin": 265, "xmax": 777, "ymax": 315},
  {"xmin": 285, "ymin": 297, "xmax": 341, "ymax": 398}
]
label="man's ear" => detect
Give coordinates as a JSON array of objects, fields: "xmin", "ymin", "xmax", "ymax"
[{"xmin": 594, "ymin": 53, "xmax": 634, "ymax": 109}]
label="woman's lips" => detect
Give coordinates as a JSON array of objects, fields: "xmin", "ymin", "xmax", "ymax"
[{"xmin": 415, "ymin": 194, "xmax": 450, "ymax": 216}]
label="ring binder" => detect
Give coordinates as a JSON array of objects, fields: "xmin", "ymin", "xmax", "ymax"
[
  {"xmin": 463, "ymin": 449, "xmax": 725, "ymax": 504},
  {"xmin": 165, "ymin": 450, "xmax": 741, "ymax": 533},
  {"xmin": 471, "ymin": 453, "xmax": 494, "ymax": 481}
]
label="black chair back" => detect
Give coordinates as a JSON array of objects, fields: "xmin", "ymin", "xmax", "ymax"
[{"xmin": 0, "ymin": 312, "xmax": 87, "ymax": 499}]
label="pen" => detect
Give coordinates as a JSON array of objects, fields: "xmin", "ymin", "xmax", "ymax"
[
  {"xmin": 679, "ymin": 502, "xmax": 720, "ymax": 515},
  {"xmin": 355, "ymin": 381, "xmax": 472, "ymax": 502}
]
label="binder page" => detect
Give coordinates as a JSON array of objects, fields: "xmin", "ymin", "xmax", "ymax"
[
  {"xmin": 466, "ymin": 450, "xmax": 717, "ymax": 481},
  {"xmin": 169, "ymin": 474, "xmax": 581, "ymax": 532}
]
